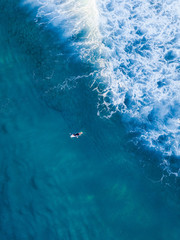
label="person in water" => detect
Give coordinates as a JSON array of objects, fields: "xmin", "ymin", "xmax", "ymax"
[{"xmin": 70, "ymin": 132, "xmax": 83, "ymax": 138}]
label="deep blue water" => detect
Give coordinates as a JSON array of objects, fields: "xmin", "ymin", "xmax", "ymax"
[{"xmin": 0, "ymin": 0, "xmax": 180, "ymax": 239}]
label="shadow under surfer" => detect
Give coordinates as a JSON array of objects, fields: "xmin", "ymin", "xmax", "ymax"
[{"xmin": 70, "ymin": 132, "xmax": 83, "ymax": 138}]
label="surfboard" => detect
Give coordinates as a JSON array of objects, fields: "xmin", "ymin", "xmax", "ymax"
[{"xmin": 70, "ymin": 134, "xmax": 76, "ymax": 138}]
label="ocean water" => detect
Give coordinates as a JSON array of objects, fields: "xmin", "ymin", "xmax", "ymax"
[{"xmin": 0, "ymin": 0, "xmax": 180, "ymax": 239}]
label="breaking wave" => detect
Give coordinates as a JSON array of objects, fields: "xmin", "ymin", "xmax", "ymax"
[{"xmin": 21, "ymin": 0, "xmax": 180, "ymax": 160}]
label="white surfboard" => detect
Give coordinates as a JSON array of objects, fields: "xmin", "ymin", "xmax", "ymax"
[{"xmin": 70, "ymin": 134, "xmax": 76, "ymax": 138}]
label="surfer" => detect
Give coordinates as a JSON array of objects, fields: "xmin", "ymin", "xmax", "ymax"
[{"xmin": 70, "ymin": 132, "xmax": 83, "ymax": 138}]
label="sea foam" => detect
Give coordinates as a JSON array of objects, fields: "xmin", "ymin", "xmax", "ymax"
[
  {"xmin": 21, "ymin": 0, "xmax": 102, "ymax": 61},
  {"xmin": 21, "ymin": 0, "xmax": 180, "ymax": 161},
  {"xmin": 96, "ymin": 0, "xmax": 180, "ymax": 159}
]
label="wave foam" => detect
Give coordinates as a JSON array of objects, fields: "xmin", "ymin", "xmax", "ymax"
[
  {"xmin": 21, "ymin": 0, "xmax": 180, "ymax": 159},
  {"xmin": 21, "ymin": 0, "xmax": 102, "ymax": 61},
  {"xmin": 96, "ymin": 0, "xmax": 180, "ymax": 158}
]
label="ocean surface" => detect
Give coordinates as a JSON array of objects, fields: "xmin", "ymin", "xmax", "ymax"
[{"xmin": 0, "ymin": 0, "xmax": 180, "ymax": 239}]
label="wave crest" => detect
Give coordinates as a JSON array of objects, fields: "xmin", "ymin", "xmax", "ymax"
[
  {"xmin": 21, "ymin": 0, "xmax": 180, "ymax": 158},
  {"xmin": 21, "ymin": 0, "xmax": 102, "ymax": 61}
]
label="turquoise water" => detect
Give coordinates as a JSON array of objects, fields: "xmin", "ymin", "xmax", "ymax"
[{"xmin": 0, "ymin": 1, "xmax": 180, "ymax": 239}]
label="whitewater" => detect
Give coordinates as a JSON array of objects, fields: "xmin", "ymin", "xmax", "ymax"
[{"xmin": 21, "ymin": 0, "xmax": 180, "ymax": 160}]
